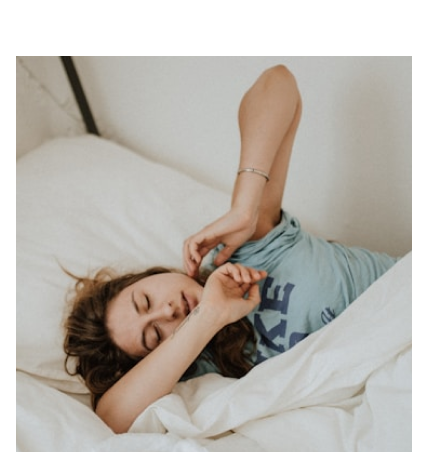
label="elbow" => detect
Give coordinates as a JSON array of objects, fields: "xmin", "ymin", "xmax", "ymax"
[
  {"xmin": 96, "ymin": 403, "xmax": 134, "ymax": 434},
  {"xmin": 266, "ymin": 64, "xmax": 293, "ymax": 78},
  {"xmin": 113, "ymin": 426, "xmax": 131, "ymax": 435},
  {"xmin": 97, "ymin": 412, "xmax": 132, "ymax": 435},
  {"xmin": 264, "ymin": 64, "xmax": 296, "ymax": 86},
  {"xmin": 261, "ymin": 64, "xmax": 301, "ymax": 102}
]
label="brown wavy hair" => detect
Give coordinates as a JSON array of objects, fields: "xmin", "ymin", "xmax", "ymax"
[{"xmin": 64, "ymin": 267, "xmax": 256, "ymax": 409}]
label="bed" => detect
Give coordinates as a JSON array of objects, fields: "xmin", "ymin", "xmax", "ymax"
[{"xmin": 16, "ymin": 59, "xmax": 412, "ymax": 452}]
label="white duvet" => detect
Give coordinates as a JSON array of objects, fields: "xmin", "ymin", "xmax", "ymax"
[
  {"xmin": 17, "ymin": 252, "xmax": 411, "ymax": 452},
  {"xmin": 16, "ymin": 136, "xmax": 411, "ymax": 451}
]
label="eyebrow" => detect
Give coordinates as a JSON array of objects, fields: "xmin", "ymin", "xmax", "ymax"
[
  {"xmin": 131, "ymin": 291, "xmax": 141, "ymax": 314},
  {"xmin": 131, "ymin": 291, "xmax": 152, "ymax": 353}
]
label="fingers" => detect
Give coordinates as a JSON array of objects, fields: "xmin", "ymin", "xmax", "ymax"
[
  {"xmin": 246, "ymin": 282, "xmax": 262, "ymax": 305},
  {"xmin": 183, "ymin": 234, "xmax": 213, "ymax": 277},
  {"xmin": 185, "ymin": 242, "xmax": 201, "ymax": 277},
  {"xmin": 221, "ymin": 263, "xmax": 266, "ymax": 309},
  {"xmin": 220, "ymin": 262, "xmax": 267, "ymax": 285},
  {"xmin": 183, "ymin": 246, "xmax": 199, "ymax": 278},
  {"xmin": 183, "ymin": 235, "xmax": 199, "ymax": 277},
  {"xmin": 183, "ymin": 228, "xmax": 224, "ymax": 276},
  {"xmin": 203, "ymin": 263, "xmax": 267, "ymax": 322}
]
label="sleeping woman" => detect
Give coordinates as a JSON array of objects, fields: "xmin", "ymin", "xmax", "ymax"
[{"xmin": 64, "ymin": 65, "xmax": 398, "ymax": 434}]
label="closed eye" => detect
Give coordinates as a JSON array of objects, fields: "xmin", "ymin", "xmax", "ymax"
[
  {"xmin": 153, "ymin": 323, "xmax": 161, "ymax": 342},
  {"xmin": 142, "ymin": 324, "xmax": 161, "ymax": 353},
  {"xmin": 142, "ymin": 329, "xmax": 152, "ymax": 352}
]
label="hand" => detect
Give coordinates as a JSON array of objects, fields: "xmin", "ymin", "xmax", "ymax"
[
  {"xmin": 200, "ymin": 263, "xmax": 267, "ymax": 326},
  {"xmin": 183, "ymin": 208, "xmax": 258, "ymax": 277}
]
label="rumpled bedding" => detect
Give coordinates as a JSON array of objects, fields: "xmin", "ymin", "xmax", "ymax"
[
  {"xmin": 130, "ymin": 252, "xmax": 411, "ymax": 451},
  {"xmin": 17, "ymin": 253, "xmax": 411, "ymax": 451},
  {"xmin": 16, "ymin": 136, "xmax": 411, "ymax": 451}
]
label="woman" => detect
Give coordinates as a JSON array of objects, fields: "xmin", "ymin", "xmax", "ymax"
[{"xmin": 64, "ymin": 65, "xmax": 397, "ymax": 434}]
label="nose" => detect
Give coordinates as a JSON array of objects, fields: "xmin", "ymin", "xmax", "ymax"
[
  {"xmin": 152, "ymin": 301, "xmax": 178, "ymax": 321},
  {"xmin": 149, "ymin": 302, "xmax": 182, "ymax": 341}
]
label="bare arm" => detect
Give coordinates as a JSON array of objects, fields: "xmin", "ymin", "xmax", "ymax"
[
  {"xmin": 95, "ymin": 263, "xmax": 266, "ymax": 434},
  {"xmin": 184, "ymin": 65, "xmax": 302, "ymax": 277},
  {"xmin": 235, "ymin": 64, "xmax": 302, "ymax": 238}
]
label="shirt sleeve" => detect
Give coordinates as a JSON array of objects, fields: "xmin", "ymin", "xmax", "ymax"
[{"xmin": 180, "ymin": 349, "xmax": 220, "ymax": 380}]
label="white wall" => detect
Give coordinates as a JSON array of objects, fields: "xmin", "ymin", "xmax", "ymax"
[
  {"xmin": 17, "ymin": 56, "xmax": 412, "ymax": 257},
  {"xmin": 16, "ymin": 57, "xmax": 85, "ymax": 157}
]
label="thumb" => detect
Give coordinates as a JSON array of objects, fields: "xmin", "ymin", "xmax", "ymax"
[
  {"xmin": 246, "ymin": 283, "xmax": 261, "ymax": 306},
  {"xmin": 213, "ymin": 245, "xmax": 236, "ymax": 266}
]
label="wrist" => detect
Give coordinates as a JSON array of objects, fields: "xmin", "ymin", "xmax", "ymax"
[
  {"xmin": 196, "ymin": 300, "xmax": 230, "ymax": 330},
  {"xmin": 237, "ymin": 167, "xmax": 270, "ymax": 182},
  {"xmin": 232, "ymin": 169, "xmax": 266, "ymax": 218},
  {"xmin": 230, "ymin": 208, "xmax": 258, "ymax": 237}
]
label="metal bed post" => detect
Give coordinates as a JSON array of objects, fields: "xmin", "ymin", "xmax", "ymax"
[{"xmin": 60, "ymin": 56, "xmax": 100, "ymax": 136}]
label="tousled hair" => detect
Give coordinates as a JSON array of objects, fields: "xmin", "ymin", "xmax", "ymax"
[{"xmin": 64, "ymin": 266, "xmax": 255, "ymax": 409}]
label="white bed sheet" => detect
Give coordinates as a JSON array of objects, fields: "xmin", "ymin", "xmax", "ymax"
[
  {"xmin": 130, "ymin": 252, "xmax": 412, "ymax": 451},
  {"xmin": 16, "ymin": 136, "xmax": 412, "ymax": 451},
  {"xmin": 16, "ymin": 253, "xmax": 412, "ymax": 451}
]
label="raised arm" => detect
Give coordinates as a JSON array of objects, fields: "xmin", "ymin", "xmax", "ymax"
[{"xmin": 184, "ymin": 65, "xmax": 302, "ymax": 277}]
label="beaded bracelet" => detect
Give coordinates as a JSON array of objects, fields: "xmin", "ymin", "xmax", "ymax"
[{"xmin": 237, "ymin": 167, "xmax": 270, "ymax": 182}]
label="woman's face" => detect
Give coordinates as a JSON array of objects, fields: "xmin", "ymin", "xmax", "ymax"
[{"xmin": 106, "ymin": 273, "xmax": 203, "ymax": 358}]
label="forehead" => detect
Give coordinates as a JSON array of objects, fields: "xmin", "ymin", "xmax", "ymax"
[{"xmin": 106, "ymin": 284, "xmax": 138, "ymax": 352}]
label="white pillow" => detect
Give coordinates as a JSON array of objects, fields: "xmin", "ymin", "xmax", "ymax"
[{"xmin": 16, "ymin": 135, "xmax": 229, "ymax": 392}]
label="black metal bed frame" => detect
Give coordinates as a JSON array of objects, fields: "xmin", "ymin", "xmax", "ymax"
[{"xmin": 60, "ymin": 56, "xmax": 100, "ymax": 136}]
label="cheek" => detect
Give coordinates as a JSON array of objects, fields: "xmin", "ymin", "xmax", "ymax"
[
  {"xmin": 190, "ymin": 280, "xmax": 204, "ymax": 297},
  {"xmin": 163, "ymin": 316, "xmax": 186, "ymax": 339}
]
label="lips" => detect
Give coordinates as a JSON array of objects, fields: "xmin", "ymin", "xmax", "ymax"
[
  {"xmin": 182, "ymin": 292, "xmax": 195, "ymax": 316},
  {"xmin": 181, "ymin": 292, "xmax": 189, "ymax": 316}
]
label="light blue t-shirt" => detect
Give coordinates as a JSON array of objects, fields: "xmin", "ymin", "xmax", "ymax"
[{"xmin": 189, "ymin": 210, "xmax": 398, "ymax": 377}]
